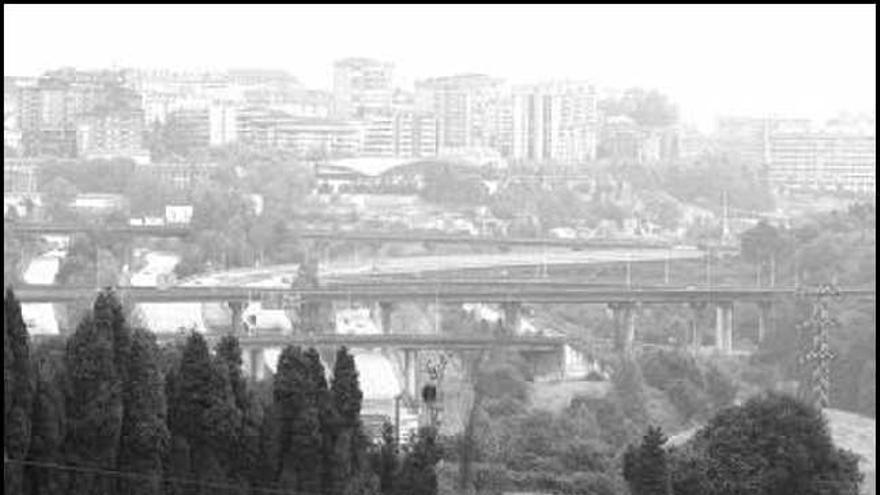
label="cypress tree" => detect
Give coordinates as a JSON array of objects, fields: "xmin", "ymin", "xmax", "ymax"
[
  {"xmin": 373, "ymin": 420, "xmax": 399, "ymax": 495},
  {"xmin": 274, "ymin": 345, "xmax": 323, "ymax": 493},
  {"xmin": 330, "ymin": 346, "xmax": 366, "ymax": 495},
  {"xmin": 26, "ymin": 340, "xmax": 69, "ymax": 495},
  {"xmin": 117, "ymin": 328, "xmax": 170, "ymax": 495},
  {"xmin": 5, "ymin": 289, "xmax": 34, "ymax": 495},
  {"xmin": 215, "ymin": 335, "xmax": 247, "ymax": 411},
  {"xmin": 64, "ymin": 291, "xmax": 126, "ymax": 495},
  {"xmin": 214, "ymin": 335, "xmax": 261, "ymax": 491},
  {"xmin": 166, "ymin": 331, "xmax": 240, "ymax": 495},
  {"xmin": 304, "ymin": 347, "xmax": 335, "ymax": 495}
]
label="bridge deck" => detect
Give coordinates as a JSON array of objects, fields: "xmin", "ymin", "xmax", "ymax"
[
  {"xmin": 12, "ymin": 284, "xmax": 875, "ymax": 304},
  {"xmin": 30, "ymin": 332, "xmax": 566, "ymax": 350},
  {"xmin": 5, "ymin": 223, "xmax": 674, "ymax": 248}
]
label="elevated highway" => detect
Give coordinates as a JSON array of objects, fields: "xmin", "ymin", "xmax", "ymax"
[
  {"xmin": 31, "ymin": 332, "xmax": 567, "ymax": 351},
  {"xmin": 12, "ymin": 283, "xmax": 875, "ymax": 305},
  {"xmin": 5, "ymin": 222, "xmax": 674, "ymax": 249}
]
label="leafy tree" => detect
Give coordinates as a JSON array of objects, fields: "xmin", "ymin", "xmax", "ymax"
[
  {"xmin": 670, "ymin": 393, "xmax": 864, "ymax": 495},
  {"xmin": 5, "ymin": 289, "xmax": 34, "ymax": 495},
  {"xmin": 117, "ymin": 328, "xmax": 170, "ymax": 495},
  {"xmin": 42, "ymin": 176, "xmax": 79, "ymax": 222},
  {"xmin": 610, "ymin": 357, "xmax": 649, "ymax": 427},
  {"xmin": 740, "ymin": 220, "xmax": 789, "ymax": 285}
]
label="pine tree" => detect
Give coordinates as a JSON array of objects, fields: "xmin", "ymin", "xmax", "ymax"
[
  {"xmin": 64, "ymin": 299, "xmax": 124, "ymax": 495},
  {"xmin": 117, "ymin": 328, "xmax": 170, "ymax": 495},
  {"xmin": 623, "ymin": 425, "xmax": 671, "ymax": 495},
  {"xmin": 5, "ymin": 289, "xmax": 34, "ymax": 495}
]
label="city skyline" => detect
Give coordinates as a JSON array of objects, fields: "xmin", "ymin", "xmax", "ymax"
[{"xmin": 5, "ymin": 4, "xmax": 876, "ymax": 132}]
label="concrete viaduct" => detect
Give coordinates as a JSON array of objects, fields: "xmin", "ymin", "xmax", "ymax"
[
  {"xmin": 15, "ymin": 283, "xmax": 875, "ymax": 357},
  {"xmin": 5, "ymin": 222, "xmax": 674, "ymax": 249}
]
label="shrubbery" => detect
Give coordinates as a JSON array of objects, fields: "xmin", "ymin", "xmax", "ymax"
[{"xmin": 637, "ymin": 349, "xmax": 737, "ymax": 421}]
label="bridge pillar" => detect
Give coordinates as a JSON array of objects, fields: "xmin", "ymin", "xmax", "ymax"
[
  {"xmin": 403, "ymin": 348, "xmax": 419, "ymax": 402},
  {"xmin": 715, "ymin": 301, "xmax": 734, "ymax": 355},
  {"xmin": 609, "ymin": 302, "xmax": 636, "ymax": 355},
  {"xmin": 757, "ymin": 301, "xmax": 772, "ymax": 344},
  {"xmin": 246, "ymin": 347, "xmax": 266, "ymax": 381},
  {"xmin": 122, "ymin": 239, "xmax": 134, "ymax": 272},
  {"xmin": 228, "ymin": 301, "xmax": 244, "ymax": 335},
  {"xmin": 378, "ymin": 302, "xmax": 393, "ymax": 335},
  {"xmin": 502, "ymin": 302, "xmax": 522, "ymax": 335},
  {"xmin": 688, "ymin": 302, "xmax": 708, "ymax": 355}
]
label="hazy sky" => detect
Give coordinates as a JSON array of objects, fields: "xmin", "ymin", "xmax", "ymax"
[{"xmin": 5, "ymin": 4, "xmax": 876, "ymax": 131}]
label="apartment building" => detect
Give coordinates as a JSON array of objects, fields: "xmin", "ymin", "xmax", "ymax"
[
  {"xmin": 414, "ymin": 73, "xmax": 505, "ymax": 152},
  {"xmin": 3, "ymin": 158, "xmax": 39, "ymax": 193},
  {"xmin": 767, "ymin": 119, "xmax": 875, "ymax": 194},
  {"xmin": 238, "ymin": 107, "xmax": 363, "ymax": 157},
  {"xmin": 358, "ymin": 111, "xmax": 438, "ymax": 158},
  {"xmin": 511, "ymin": 80, "xmax": 599, "ymax": 164},
  {"xmin": 165, "ymin": 104, "xmax": 238, "ymax": 151},
  {"xmin": 333, "ymin": 58, "xmax": 394, "ymax": 118},
  {"xmin": 76, "ymin": 109, "xmax": 150, "ymax": 164}
]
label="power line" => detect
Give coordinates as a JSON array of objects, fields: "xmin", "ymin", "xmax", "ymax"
[{"xmin": 4, "ymin": 458, "xmax": 323, "ymax": 495}]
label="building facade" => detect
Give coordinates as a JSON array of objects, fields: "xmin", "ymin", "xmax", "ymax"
[
  {"xmin": 767, "ymin": 120, "xmax": 875, "ymax": 194},
  {"xmin": 414, "ymin": 74, "xmax": 505, "ymax": 152},
  {"xmin": 3, "ymin": 158, "xmax": 39, "ymax": 193},
  {"xmin": 358, "ymin": 111, "xmax": 439, "ymax": 158},
  {"xmin": 511, "ymin": 81, "xmax": 599, "ymax": 164},
  {"xmin": 238, "ymin": 107, "xmax": 363, "ymax": 158},
  {"xmin": 332, "ymin": 58, "xmax": 394, "ymax": 119},
  {"xmin": 76, "ymin": 109, "xmax": 149, "ymax": 163}
]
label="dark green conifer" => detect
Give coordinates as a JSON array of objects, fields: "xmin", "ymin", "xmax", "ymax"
[
  {"xmin": 117, "ymin": 328, "xmax": 170, "ymax": 495},
  {"xmin": 5, "ymin": 289, "xmax": 34, "ymax": 495}
]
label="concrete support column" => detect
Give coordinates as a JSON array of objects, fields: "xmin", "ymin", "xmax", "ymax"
[
  {"xmin": 609, "ymin": 302, "xmax": 636, "ymax": 355},
  {"xmin": 248, "ymin": 347, "xmax": 265, "ymax": 381},
  {"xmin": 688, "ymin": 302, "xmax": 708, "ymax": 355},
  {"xmin": 122, "ymin": 240, "xmax": 134, "ymax": 272},
  {"xmin": 502, "ymin": 301, "xmax": 523, "ymax": 335},
  {"xmin": 757, "ymin": 301, "xmax": 772, "ymax": 345},
  {"xmin": 557, "ymin": 345, "xmax": 568, "ymax": 381},
  {"xmin": 228, "ymin": 301, "xmax": 244, "ymax": 335},
  {"xmin": 715, "ymin": 301, "xmax": 734, "ymax": 354},
  {"xmin": 378, "ymin": 301, "xmax": 393, "ymax": 335},
  {"xmin": 403, "ymin": 348, "xmax": 419, "ymax": 402}
]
